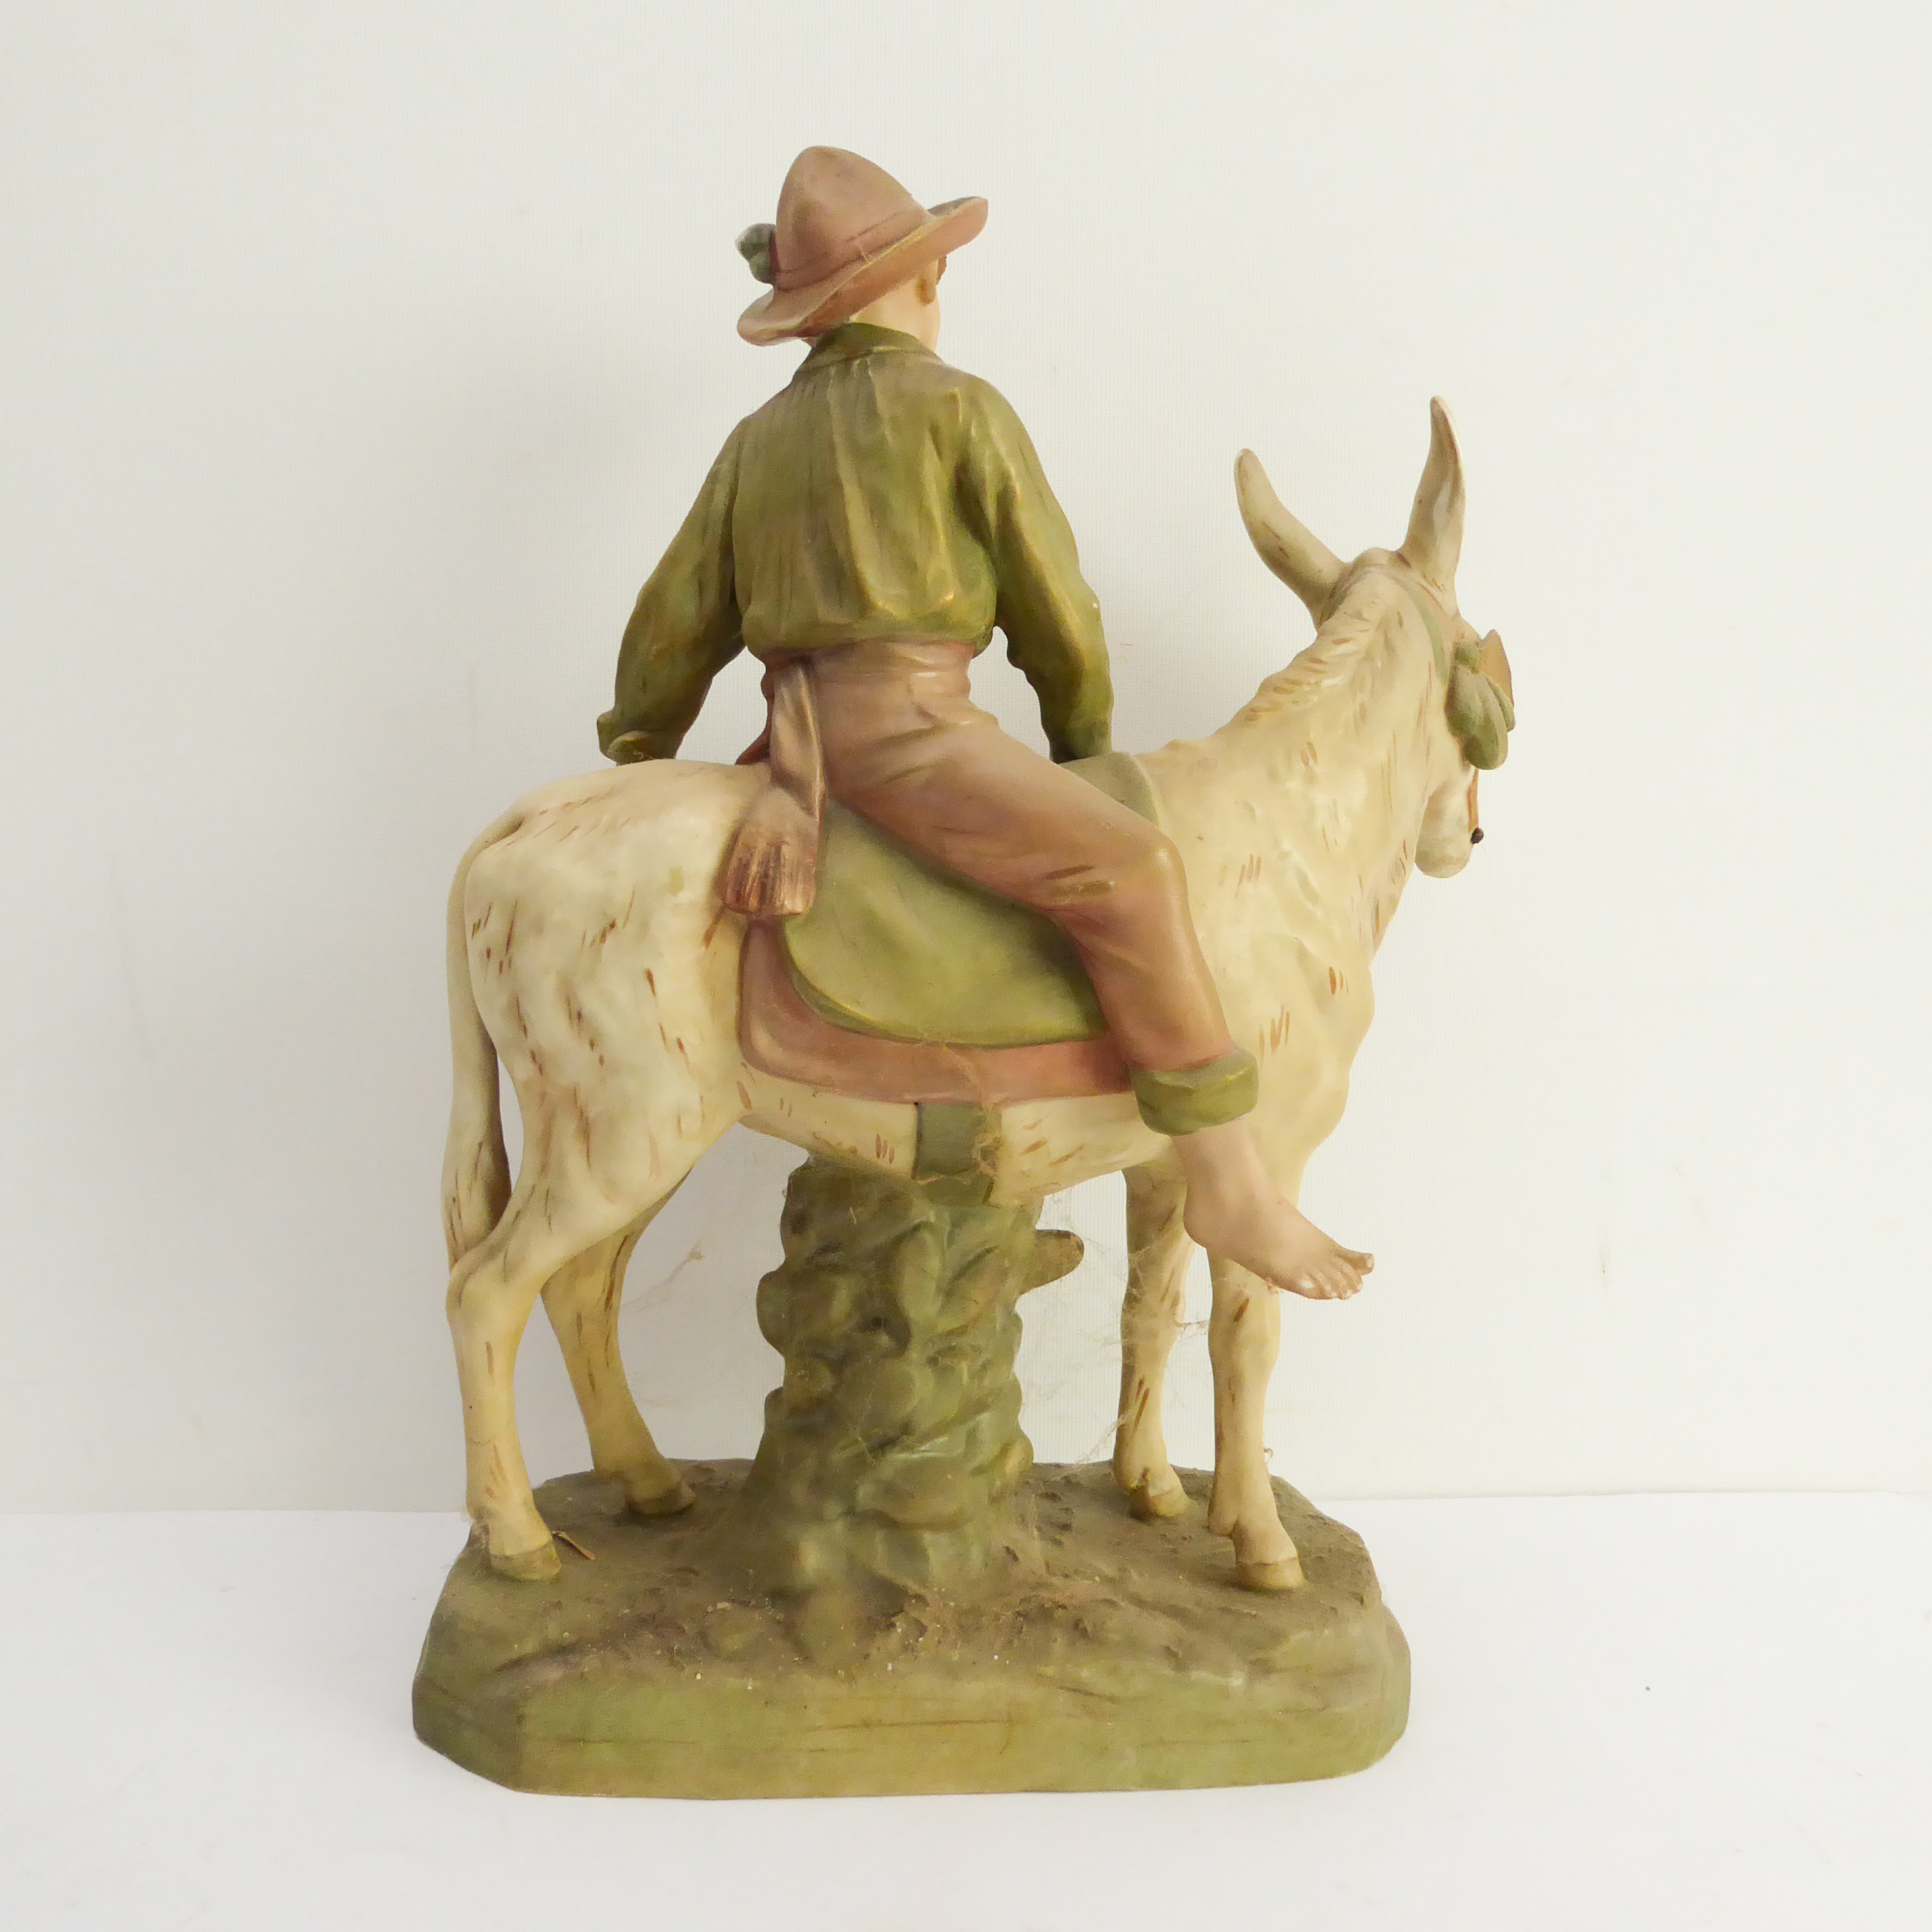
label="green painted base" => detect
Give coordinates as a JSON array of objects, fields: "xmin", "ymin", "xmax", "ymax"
[{"xmin": 413, "ymin": 1461, "xmax": 1409, "ymax": 1798}]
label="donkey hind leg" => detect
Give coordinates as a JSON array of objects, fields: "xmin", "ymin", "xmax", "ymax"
[
  {"xmin": 447, "ymin": 1164, "xmax": 653, "ymax": 1581},
  {"xmin": 540, "ymin": 1191, "xmax": 695, "ymax": 1521},
  {"xmin": 1204, "ymin": 1255, "xmax": 1304, "ymax": 1590},
  {"xmin": 1113, "ymin": 1156, "xmax": 1195, "ymax": 1520}
]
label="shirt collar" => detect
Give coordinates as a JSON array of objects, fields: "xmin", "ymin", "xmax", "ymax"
[{"xmin": 796, "ymin": 322, "xmax": 934, "ymax": 370}]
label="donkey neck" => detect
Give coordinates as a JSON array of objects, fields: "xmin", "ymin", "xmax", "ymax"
[{"xmin": 1205, "ymin": 573, "xmax": 1447, "ymax": 951}]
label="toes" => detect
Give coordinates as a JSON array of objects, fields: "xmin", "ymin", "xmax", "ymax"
[
  {"xmin": 1319, "ymin": 1251, "xmax": 1372, "ymax": 1298},
  {"xmin": 1297, "ymin": 1261, "xmax": 1357, "ymax": 1300}
]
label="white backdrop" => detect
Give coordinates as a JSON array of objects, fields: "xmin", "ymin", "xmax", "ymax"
[{"xmin": 3, "ymin": 1, "xmax": 1927, "ymax": 1511}]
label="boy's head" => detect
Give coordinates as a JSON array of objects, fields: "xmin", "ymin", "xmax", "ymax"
[{"xmin": 736, "ymin": 148, "xmax": 981, "ymax": 347}]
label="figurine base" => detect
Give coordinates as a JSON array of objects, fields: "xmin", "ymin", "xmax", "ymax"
[{"xmin": 413, "ymin": 1461, "xmax": 1408, "ymax": 1797}]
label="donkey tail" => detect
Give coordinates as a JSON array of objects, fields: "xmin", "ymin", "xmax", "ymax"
[{"xmin": 441, "ymin": 814, "xmax": 518, "ymax": 1266}]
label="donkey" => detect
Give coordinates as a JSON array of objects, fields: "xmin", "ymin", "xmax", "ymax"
[{"xmin": 441, "ymin": 398, "xmax": 1512, "ymax": 1587}]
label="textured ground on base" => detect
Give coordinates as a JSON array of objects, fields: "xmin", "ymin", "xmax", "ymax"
[{"xmin": 413, "ymin": 1461, "xmax": 1409, "ymax": 1798}]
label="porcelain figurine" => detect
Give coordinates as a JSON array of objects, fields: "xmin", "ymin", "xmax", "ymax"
[{"xmin": 415, "ymin": 147, "xmax": 1514, "ymax": 1798}]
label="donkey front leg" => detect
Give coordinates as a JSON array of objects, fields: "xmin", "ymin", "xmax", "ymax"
[
  {"xmin": 540, "ymin": 1201, "xmax": 695, "ymax": 1521},
  {"xmin": 1113, "ymin": 1156, "xmax": 1195, "ymax": 1519},
  {"xmin": 1205, "ymin": 1255, "xmax": 1304, "ymax": 1590}
]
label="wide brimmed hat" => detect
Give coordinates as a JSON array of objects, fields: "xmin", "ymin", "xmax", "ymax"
[{"xmin": 735, "ymin": 147, "xmax": 987, "ymax": 347}]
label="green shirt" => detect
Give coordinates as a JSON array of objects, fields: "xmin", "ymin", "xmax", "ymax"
[{"xmin": 597, "ymin": 323, "xmax": 1113, "ymax": 766}]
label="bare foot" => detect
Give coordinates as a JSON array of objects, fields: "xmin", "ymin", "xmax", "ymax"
[
  {"xmin": 1171, "ymin": 1119, "xmax": 1373, "ymax": 1300},
  {"xmin": 1186, "ymin": 1193, "xmax": 1373, "ymax": 1299}
]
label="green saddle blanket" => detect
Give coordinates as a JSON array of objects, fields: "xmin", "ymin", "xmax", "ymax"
[{"xmin": 779, "ymin": 751, "xmax": 1159, "ymax": 1049}]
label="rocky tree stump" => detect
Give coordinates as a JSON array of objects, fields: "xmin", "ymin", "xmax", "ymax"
[{"xmin": 708, "ymin": 1155, "xmax": 1080, "ymax": 1652}]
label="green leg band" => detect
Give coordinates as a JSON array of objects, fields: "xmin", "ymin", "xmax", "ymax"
[{"xmin": 1130, "ymin": 1049, "xmax": 1260, "ymax": 1136}]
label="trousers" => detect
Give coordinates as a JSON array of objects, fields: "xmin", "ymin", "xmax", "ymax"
[{"xmin": 761, "ymin": 640, "xmax": 1252, "ymax": 1130}]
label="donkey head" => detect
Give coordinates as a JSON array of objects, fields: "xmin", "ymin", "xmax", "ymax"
[{"xmin": 1235, "ymin": 398, "xmax": 1515, "ymax": 876}]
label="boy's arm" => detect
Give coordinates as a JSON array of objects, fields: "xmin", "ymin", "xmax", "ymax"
[
  {"xmin": 957, "ymin": 382, "xmax": 1113, "ymax": 763},
  {"xmin": 597, "ymin": 430, "xmax": 745, "ymax": 763}
]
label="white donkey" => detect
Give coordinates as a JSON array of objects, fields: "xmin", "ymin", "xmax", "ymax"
[{"xmin": 442, "ymin": 400, "xmax": 1512, "ymax": 1587}]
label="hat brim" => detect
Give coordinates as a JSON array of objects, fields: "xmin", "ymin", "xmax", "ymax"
[{"xmin": 737, "ymin": 196, "xmax": 988, "ymax": 346}]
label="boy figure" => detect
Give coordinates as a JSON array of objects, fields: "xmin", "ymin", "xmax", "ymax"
[{"xmin": 598, "ymin": 148, "xmax": 1370, "ymax": 1302}]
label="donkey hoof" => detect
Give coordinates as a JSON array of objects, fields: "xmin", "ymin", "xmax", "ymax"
[
  {"xmin": 489, "ymin": 1536, "xmax": 562, "ymax": 1582},
  {"xmin": 1127, "ymin": 1475, "xmax": 1192, "ymax": 1521},
  {"xmin": 1235, "ymin": 1552, "xmax": 1306, "ymax": 1592},
  {"xmin": 624, "ymin": 1475, "xmax": 696, "ymax": 1519}
]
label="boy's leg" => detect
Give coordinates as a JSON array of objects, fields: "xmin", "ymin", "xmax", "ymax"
[
  {"xmin": 821, "ymin": 690, "xmax": 1372, "ymax": 1304},
  {"xmin": 828, "ymin": 714, "xmax": 1235, "ymax": 1077}
]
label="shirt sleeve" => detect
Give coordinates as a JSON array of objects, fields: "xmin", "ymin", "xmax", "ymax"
[
  {"xmin": 597, "ymin": 427, "xmax": 745, "ymax": 763},
  {"xmin": 956, "ymin": 380, "xmax": 1113, "ymax": 763}
]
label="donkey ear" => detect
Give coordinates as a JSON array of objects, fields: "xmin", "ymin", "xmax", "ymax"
[
  {"xmin": 1235, "ymin": 448, "xmax": 1343, "ymax": 617},
  {"xmin": 1401, "ymin": 397, "xmax": 1465, "ymax": 591}
]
